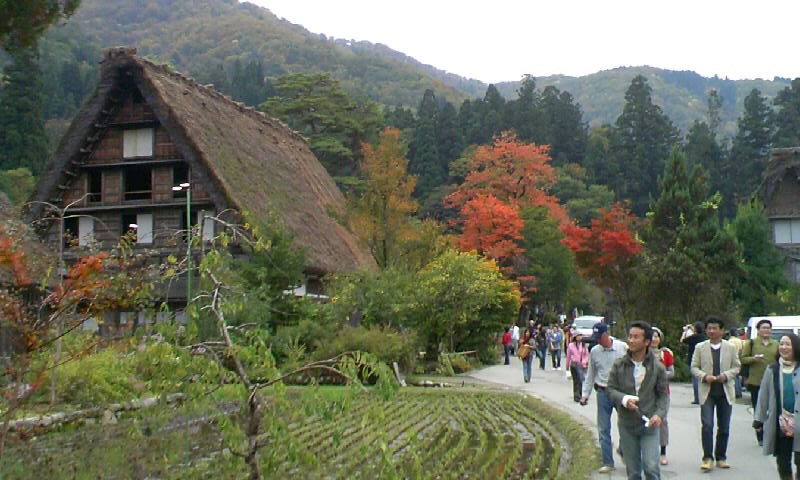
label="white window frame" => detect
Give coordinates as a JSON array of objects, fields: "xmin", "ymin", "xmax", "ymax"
[
  {"xmin": 123, "ymin": 128, "xmax": 154, "ymax": 158},
  {"xmin": 774, "ymin": 220, "xmax": 793, "ymax": 244},
  {"xmin": 200, "ymin": 209, "xmax": 215, "ymax": 241}
]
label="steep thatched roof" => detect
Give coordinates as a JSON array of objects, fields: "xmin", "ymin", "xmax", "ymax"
[
  {"xmin": 29, "ymin": 47, "xmax": 374, "ymax": 274},
  {"xmin": 759, "ymin": 147, "xmax": 800, "ymax": 204}
]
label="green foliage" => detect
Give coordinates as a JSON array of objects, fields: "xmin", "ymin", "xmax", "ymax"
[
  {"xmin": 638, "ymin": 148, "xmax": 739, "ymax": 330},
  {"xmin": 43, "ymin": 346, "xmax": 138, "ymax": 408},
  {"xmin": 0, "ymin": 0, "xmax": 81, "ymax": 51},
  {"xmin": 326, "ymin": 266, "xmax": 418, "ymax": 329},
  {"xmin": 551, "ymin": 163, "xmax": 614, "ymax": 225},
  {"xmin": 312, "ymin": 325, "xmax": 418, "ymax": 372},
  {"xmin": 260, "ymin": 72, "xmax": 383, "ymax": 176},
  {"xmin": 0, "ymin": 167, "xmax": 35, "ymax": 205},
  {"xmin": 0, "ymin": 47, "xmax": 49, "ymax": 174},
  {"xmin": 773, "ymin": 78, "xmax": 800, "ymax": 148},
  {"xmin": 726, "ymin": 199, "xmax": 794, "ymax": 317}
]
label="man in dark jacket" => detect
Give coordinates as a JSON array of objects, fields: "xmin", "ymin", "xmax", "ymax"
[
  {"xmin": 681, "ymin": 321, "xmax": 706, "ymax": 404},
  {"xmin": 607, "ymin": 321, "xmax": 669, "ymax": 480}
]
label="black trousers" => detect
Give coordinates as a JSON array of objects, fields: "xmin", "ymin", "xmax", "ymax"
[
  {"xmin": 774, "ymin": 433, "xmax": 800, "ymax": 479},
  {"xmin": 749, "ymin": 384, "xmax": 763, "ymax": 443}
]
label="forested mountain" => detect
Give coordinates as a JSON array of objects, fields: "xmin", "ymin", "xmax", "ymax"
[{"xmin": 28, "ymin": 0, "xmax": 790, "ymax": 137}]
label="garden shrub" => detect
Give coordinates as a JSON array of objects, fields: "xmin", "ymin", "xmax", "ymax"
[
  {"xmin": 449, "ymin": 354, "xmax": 472, "ymax": 374},
  {"xmin": 50, "ymin": 347, "xmax": 139, "ymax": 407},
  {"xmin": 311, "ymin": 325, "xmax": 418, "ymax": 372}
]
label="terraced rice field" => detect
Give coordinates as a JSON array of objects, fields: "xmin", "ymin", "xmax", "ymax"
[{"xmin": 274, "ymin": 389, "xmax": 573, "ymax": 479}]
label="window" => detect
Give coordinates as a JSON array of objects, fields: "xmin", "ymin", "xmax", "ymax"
[
  {"xmin": 199, "ymin": 209, "xmax": 215, "ymax": 241},
  {"xmin": 172, "ymin": 165, "xmax": 189, "ymax": 198},
  {"xmin": 132, "ymin": 87, "xmax": 144, "ymax": 104},
  {"xmin": 123, "ymin": 166, "xmax": 152, "ymax": 201},
  {"xmin": 123, "ymin": 128, "xmax": 153, "ymax": 158},
  {"xmin": 88, "ymin": 171, "xmax": 102, "ymax": 203},
  {"xmin": 773, "ymin": 220, "xmax": 800, "ymax": 244},
  {"xmin": 64, "ymin": 217, "xmax": 78, "ymax": 247},
  {"xmin": 136, "ymin": 213, "xmax": 153, "ymax": 244},
  {"xmin": 78, "ymin": 216, "xmax": 94, "ymax": 246},
  {"xmin": 121, "ymin": 213, "xmax": 137, "ymax": 238}
]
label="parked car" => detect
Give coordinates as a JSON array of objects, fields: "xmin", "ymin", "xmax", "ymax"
[{"xmin": 572, "ymin": 315, "xmax": 605, "ymax": 348}]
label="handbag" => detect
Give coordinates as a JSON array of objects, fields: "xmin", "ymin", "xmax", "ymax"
[
  {"xmin": 517, "ymin": 344, "xmax": 531, "ymax": 360},
  {"xmin": 780, "ymin": 409, "xmax": 795, "ymax": 437}
]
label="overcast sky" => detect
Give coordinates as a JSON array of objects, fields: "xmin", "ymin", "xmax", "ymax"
[{"xmin": 247, "ymin": 0, "xmax": 798, "ymax": 84}]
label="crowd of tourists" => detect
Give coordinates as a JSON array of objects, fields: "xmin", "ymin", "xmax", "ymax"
[{"xmin": 503, "ymin": 315, "xmax": 800, "ymax": 480}]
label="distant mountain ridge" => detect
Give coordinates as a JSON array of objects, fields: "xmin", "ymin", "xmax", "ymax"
[{"xmin": 48, "ymin": 0, "xmax": 792, "ymax": 137}]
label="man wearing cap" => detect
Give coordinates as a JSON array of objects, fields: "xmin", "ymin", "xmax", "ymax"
[{"xmin": 581, "ymin": 322, "xmax": 628, "ymax": 474}]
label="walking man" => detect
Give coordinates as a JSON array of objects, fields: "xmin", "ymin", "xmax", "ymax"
[
  {"xmin": 741, "ymin": 319, "xmax": 778, "ymax": 446},
  {"xmin": 511, "ymin": 323, "xmax": 520, "ymax": 356},
  {"xmin": 607, "ymin": 321, "xmax": 668, "ymax": 480},
  {"xmin": 581, "ymin": 322, "xmax": 628, "ymax": 474},
  {"xmin": 502, "ymin": 327, "xmax": 512, "ymax": 365},
  {"xmin": 548, "ymin": 325, "xmax": 563, "ymax": 370},
  {"xmin": 682, "ymin": 321, "xmax": 707, "ymax": 404},
  {"xmin": 691, "ymin": 315, "xmax": 740, "ymax": 471}
]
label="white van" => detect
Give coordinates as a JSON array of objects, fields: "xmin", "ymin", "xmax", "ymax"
[
  {"xmin": 572, "ymin": 315, "xmax": 605, "ymax": 346},
  {"xmin": 746, "ymin": 316, "xmax": 800, "ymax": 340}
]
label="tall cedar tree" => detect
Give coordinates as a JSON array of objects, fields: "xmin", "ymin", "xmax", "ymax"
[
  {"xmin": 435, "ymin": 101, "xmax": 464, "ymax": 168},
  {"xmin": 350, "ymin": 127, "xmax": 418, "ymax": 268},
  {"xmin": 726, "ymin": 199, "xmax": 792, "ymax": 317},
  {"xmin": 608, "ymin": 75, "xmax": 680, "ymax": 216},
  {"xmin": 445, "ymin": 131, "xmax": 566, "ymax": 224},
  {"xmin": 0, "ymin": 0, "xmax": 81, "ymax": 51},
  {"xmin": 409, "ymin": 89, "xmax": 443, "ymax": 199},
  {"xmin": 479, "ymin": 84, "xmax": 506, "ymax": 143},
  {"xmin": 724, "ymin": 89, "xmax": 774, "ymax": 218},
  {"xmin": 561, "ymin": 202, "xmax": 641, "ymax": 322},
  {"xmin": 507, "ymin": 75, "xmax": 542, "ymax": 142},
  {"xmin": 538, "ymin": 86, "xmax": 588, "ymax": 166},
  {"xmin": 773, "ymin": 78, "xmax": 800, "ymax": 148},
  {"xmin": 640, "ymin": 148, "xmax": 739, "ymax": 327},
  {"xmin": 260, "ymin": 73, "xmax": 382, "ymax": 177},
  {"xmin": 685, "ymin": 120, "xmax": 725, "ymax": 207},
  {"xmin": 0, "ymin": 46, "xmax": 49, "ymax": 174}
]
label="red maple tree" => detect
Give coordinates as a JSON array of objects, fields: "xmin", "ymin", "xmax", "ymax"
[
  {"xmin": 458, "ymin": 194, "xmax": 524, "ymax": 267},
  {"xmin": 445, "ymin": 131, "xmax": 567, "ymax": 224}
]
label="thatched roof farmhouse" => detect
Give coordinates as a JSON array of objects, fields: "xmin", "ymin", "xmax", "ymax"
[{"xmin": 27, "ymin": 47, "xmax": 374, "ymax": 281}]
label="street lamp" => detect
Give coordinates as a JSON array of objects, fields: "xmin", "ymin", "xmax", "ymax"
[{"xmin": 172, "ymin": 182, "xmax": 192, "ymax": 308}]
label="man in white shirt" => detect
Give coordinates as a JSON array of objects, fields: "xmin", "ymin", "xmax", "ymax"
[
  {"xmin": 511, "ymin": 324, "xmax": 520, "ymax": 356},
  {"xmin": 580, "ymin": 322, "xmax": 628, "ymax": 474}
]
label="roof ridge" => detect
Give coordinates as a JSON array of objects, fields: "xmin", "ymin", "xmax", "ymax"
[{"xmin": 103, "ymin": 47, "xmax": 308, "ymax": 146}]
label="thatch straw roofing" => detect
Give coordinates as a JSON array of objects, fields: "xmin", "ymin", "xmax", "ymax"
[
  {"xmin": 29, "ymin": 47, "xmax": 374, "ymax": 274},
  {"xmin": 759, "ymin": 147, "xmax": 800, "ymax": 204}
]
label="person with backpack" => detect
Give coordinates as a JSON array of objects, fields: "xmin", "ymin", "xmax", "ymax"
[{"xmin": 743, "ymin": 319, "xmax": 780, "ymax": 446}]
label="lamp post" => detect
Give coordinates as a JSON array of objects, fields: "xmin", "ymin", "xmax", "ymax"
[{"xmin": 172, "ymin": 182, "xmax": 192, "ymax": 308}]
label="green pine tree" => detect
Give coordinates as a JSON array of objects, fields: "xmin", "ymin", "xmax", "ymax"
[
  {"xmin": 608, "ymin": 75, "xmax": 680, "ymax": 215},
  {"xmin": 538, "ymin": 86, "xmax": 587, "ymax": 166},
  {"xmin": 773, "ymin": 78, "xmax": 800, "ymax": 148},
  {"xmin": 724, "ymin": 89, "xmax": 774, "ymax": 217},
  {"xmin": 685, "ymin": 120, "xmax": 725, "ymax": 209},
  {"xmin": 409, "ymin": 89, "xmax": 442, "ymax": 199},
  {"xmin": 0, "ymin": 46, "xmax": 49, "ymax": 175},
  {"xmin": 435, "ymin": 101, "xmax": 464, "ymax": 166},
  {"xmin": 639, "ymin": 148, "xmax": 739, "ymax": 327}
]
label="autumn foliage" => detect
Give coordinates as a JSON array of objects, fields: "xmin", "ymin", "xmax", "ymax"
[
  {"xmin": 561, "ymin": 202, "xmax": 642, "ymax": 288},
  {"xmin": 458, "ymin": 194, "xmax": 524, "ymax": 263}
]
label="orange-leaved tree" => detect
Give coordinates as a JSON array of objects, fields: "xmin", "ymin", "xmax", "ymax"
[
  {"xmin": 444, "ymin": 131, "xmax": 566, "ymax": 224},
  {"xmin": 458, "ymin": 194, "xmax": 524, "ymax": 269},
  {"xmin": 561, "ymin": 202, "xmax": 643, "ymax": 321},
  {"xmin": 349, "ymin": 127, "xmax": 419, "ymax": 268}
]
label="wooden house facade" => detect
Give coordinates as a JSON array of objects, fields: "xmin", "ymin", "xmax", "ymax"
[
  {"xmin": 760, "ymin": 147, "xmax": 800, "ymax": 283},
  {"xmin": 26, "ymin": 47, "xmax": 374, "ymax": 323}
]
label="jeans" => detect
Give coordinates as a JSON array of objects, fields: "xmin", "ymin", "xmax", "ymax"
[
  {"xmin": 619, "ymin": 422, "xmax": 661, "ymax": 480},
  {"xmin": 775, "ymin": 432, "xmax": 800, "ymax": 479},
  {"xmin": 701, "ymin": 394, "xmax": 732, "ymax": 461},
  {"xmin": 597, "ymin": 388, "xmax": 616, "ymax": 467},
  {"xmin": 537, "ymin": 347, "xmax": 547, "ymax": 369},
  {"xmin": 659, "ymin": 396, "xmax": 670, "ymax": 450},
  {"xmin": 570, "ymin": 364, "xmax": 586, "ymax": 401},
  {"xmin": 748, "ymin": 384, "xmax": 763, "ymax": 443},
  {"xmin": 504, "ymin": 345, "xmax": 511, "ymax": 365},
  {"xmin": 551, "ymin": 348, "xmax": 561, "ymax": 368},
  {"xmin": 734, "ymin": 374, "xmax": 743, "ymax": 398},
  {"xmin": 692, "ymin": 376, "xmax": 700, "ymax": 403},
  {"xmin": 522, "ymin": 354, "xmax": 533, "ymax": 382}
]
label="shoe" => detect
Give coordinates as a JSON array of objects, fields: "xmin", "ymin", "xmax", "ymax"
[
  {"xmin": 598, "ymin": 465, "xmax": 615, "ymax": 474},
  {"xmin": 701, "ymin": 458, "xmax": 713, "ymax": 471},
  {"xmin": 716, "ymin": 460, "xmax": 730, "ymax": 469},
  {"xmin": 691, "ymin": 401, "xmax": 700, "ymax": 405},
  {"xmin": 660, "ymin": 455, "xmax": 668, "ymax": 465}
]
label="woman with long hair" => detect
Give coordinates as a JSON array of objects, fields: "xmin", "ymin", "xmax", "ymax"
[
  {"xmin": 519, "ymin": 330, "xmax": 534, "ymax": 383},
  {"xmin": 565, "ymin": 332, "xmax": 589, "ymax": 402},
  {"xmin": 651, "ymin": 327, "xmax": 674, "ymax": 465},
  {"xmin": 754, "ymin": 333, "xmax": 800, "ymax": 480}
]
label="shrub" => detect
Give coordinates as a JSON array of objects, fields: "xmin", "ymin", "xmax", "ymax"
[
  {"xmin": 47, "ymin": 347, "xmax": 139, "ymax": 408},
  {"xmin": 449, "ymin": 354, "xmax": 472, "ymax": 374},
  {"xmin": 312, "ymin": 325, "xmax": 418, "ymax": 372}
]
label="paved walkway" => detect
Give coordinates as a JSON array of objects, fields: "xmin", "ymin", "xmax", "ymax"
[{"xmin": 468, "ymin": 354, "xmax": 775, "ymax": 479}]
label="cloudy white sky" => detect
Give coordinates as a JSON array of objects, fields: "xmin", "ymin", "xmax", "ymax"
[{"xmin": 248, "ymin": 0, "xmax": 798, "ymax": 84}]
